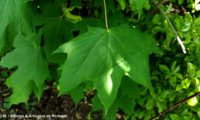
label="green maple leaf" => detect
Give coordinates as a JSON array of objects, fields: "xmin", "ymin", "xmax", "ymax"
[
  {"xmin": 0, "ymin": 33, "xmax": 49, "ymax": 105},
  {"xmin": 55, "ymin": 24, "xmax": 158, "ymax": 112},
  {"xmin": 33, "ymin": 1, "xmax": 74, "ymax": 62},
  {"xmin": 0, "ymin": 0, "xmax": 33, "ymax": 53}
]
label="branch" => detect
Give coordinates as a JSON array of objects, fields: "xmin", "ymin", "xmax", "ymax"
[
  {"xmin": 152, "ymin": 0, "xmax": 186, "ymax": 54},
  {"xmin": 151, "ymin": 92, "xmax": 200, "ymax": 120},
  {"xmin": 103, "ymin": 0, "xmax": 109, "ymax": 30}
]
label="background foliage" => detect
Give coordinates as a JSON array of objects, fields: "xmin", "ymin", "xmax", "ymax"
[{"xmin": 0, "ymin": 0, "xmax": 200, "ymax": 119}]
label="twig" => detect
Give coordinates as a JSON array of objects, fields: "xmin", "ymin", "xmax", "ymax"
[
  {"xmin": 103, "ymin": 0, "xmax": 109, "ymax": 30},
  {"xmin": 151, "ymin": 92, "xmax": 200, "ymax": 120},
  {"xmin": 152, "ymin": 0, "xmax": 186, "ymax": 54}
]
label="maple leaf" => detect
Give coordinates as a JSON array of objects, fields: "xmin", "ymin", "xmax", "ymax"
[
  {"xmin": 0, "ymin": 33, "xmax": 49, "ymax": 105},
  {"xmin": 0, "ymin": 0, "xmax": 33, "ymax": 53},
  {"xmin": 33, "ymin": 1, "xmax": 74, "ymax": 62},
  {"xmin": 55, "ymin": 24, "xmax": 158, "ymax": 112}
]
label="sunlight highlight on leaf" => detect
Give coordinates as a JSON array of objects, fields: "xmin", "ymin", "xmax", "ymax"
[
  {"xmin": 187, "ymin": 97, "xmax": 198, "ymax": 106},
  {"xmin": 116, "ymin": 57, "xmax": 130, "ymax": 73},
  {"xmin": 103, "ymin": 69, "xmax": 113, "ymax": 95}
]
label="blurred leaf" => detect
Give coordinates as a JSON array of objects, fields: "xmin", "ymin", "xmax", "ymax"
[
  {"xmin": 156, "ymin": 101, "xmax": 167, "ymax": 113},
  {"xmin": 187, "ymin": 96, "xmax": 198, "ymax": 106},
  {"xmin": 117, "ymin": 0, "xmax": 126, "ymax": 10},
  {"xmin": 181, "ymin": 78, "xmax": 191, "ymax": 89},
  {"xmin": 161, "ymin": 90, "xmax": 170, "ymax": 99},
  {"xmin": 159, "ymin": 64, "xmax": 170, "ymax": 72},
  {"xmin": 176, "ymin": 84, "xmax": 183, "ymax": 91},
  {"xmin": 175, "ymin": 73, "xmax": 183, "ymax": 80},
  {"xmin": 146, "ymin": 99, "xmax": 154, "ymax": 110},
  {"xmin": 196, "ymin": 70, "xmax": 200, "ymax": 78},
  {"xmin": 197, "ymin": 111, "xmax": 200, "ymax": 118},
  {"xmin": 169, "ymin": 76, "xmax": 177, "ymax": 87},
  {"xmin": 62, "ymin": 7, "xmax": 82, "ymax": 23},
  {"xmin": 169, "ymin": 91, "xmax": 176, "ymax": 101},
  {"xmin": 187, "ymin": 62, "xmax": 196, "ymax": 77},
  {"xmin": 129, "ymin": 0, "xmax": 147, "ymax": 15},
  {"xmin": 171, "ymin": 61, "xmax": 177, "ymax": 71},
  {"xmin": 178, "ymin": 0, "xmax": 184, "ymax": 5},
  {"xmin": 152, "ymin": 14, "xmax": 162, "ymax": 25},
  {"xmin": 170, "ymin": 114, "xmax": 179, "ymax": 120}
]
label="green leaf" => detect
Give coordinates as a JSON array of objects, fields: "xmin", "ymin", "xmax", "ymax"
[
  {"xmin": 146, "ymin": 99, "xmax": 154, "ymax": 110},
  {"xmin": 181, "ymin": 78, "xmax": 191, "ymax": 89},
  {"xmin": 62, "ymin": 6, "xmax": 82, "ymax": 23},
  {"xmin": 95, "ymin": 66, "xmax": 124, "ymax": 114},
  {"xmin": 187, "ymin": 96, "xmax": 198, "ymax": 106},
  {"xmin": 170, "ymin": 114, "xmax": 179, "ymax": 120},
  {"xmin": 55, "ymin": 24, "xmax": 158, "ymax": 113},
  {"xmin": 105, "ymin": 76, "xmax": 139, "ymax": 118},
  {"xmin": 68, "ymin": 81, "xmax": 94, "ymax": 104},
  {"xmin": 178, "ymin": 0, "xmax": 184, "ymax": 5},
  {"xmin": 33, "ymin": 1, "xmax": 74, "ymax": 63},
  {"xmin": 161, "ymin": 90, "xmax": 170, "ymax": 99},
  {"xmin": 92, "ymin": 76, "xmax": 139, "ymax": 118},
  {"xmin": 129, "ymin": 0, "xmax": 147, "ymax": 15},
  {"xmin": 196, "ymin": 70, "xmax": 200, "ymax": 78},
  {"xmin": 176, "ymin": 84, "xmax": 183, "ymax": 91},
  {"xmin": 117, "ymin": 0, "xmax": 127, "ymax": 10},
  {"xmin": 0, "ymin": 0, "xmax": 33, "ymax": 53},
  {"xmin": 159, "ymin": 64, "xmax": 170, "ymax": 73},
  {"xmin": 187, "ymin": 62, "xmax": 196, "ymax": 77},
  {"xmin": 118, "ymin": 76, "xmax": 140, "ymax": 98},
  {"xmin": 0, "ymin": 33, "xmax": 49, "ymax": 105},
  {"xmin": 68, "ymin": 84, "xmax": 85, "ymax": 103},
  {"xmin": 104, "ymin": 95, "xmax": 135, "ymax": 120},
  {"xmin": 197, "ymin": 111, "xmax": 200, "ymax": 118},
  {"xmin": 156, "ymin": 101, "xmax": 167, "ymax": 113},
  {"xmin": 92, "ymin": 95, "xmax": 104, "ymax": 112},
  {"xmin": 153, "ymin": 14, "xmax": 162, "ymax": 25},
  {"xmin": 169, "ymin": 76, "xmax": 177, "ymax": 87},
  {"xmin": 104, "ymin": 105, "xmax": 117, "ymax": 120},
  {"xmin": 169, "ymin": 91, "xmax": 176, "ymax": 101}
]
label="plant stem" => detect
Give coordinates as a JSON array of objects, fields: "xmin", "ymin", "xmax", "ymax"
[
  {"xmin": 103, "ymin": 0, "xmax": 109, "ymax": 30},
  {"xmin": 152, "ymin": 0, "xmax": 186, "ymax": 54},
  {"xmin": 151, "ymin": 92, "xmax": 200, "ymax": 120}
]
